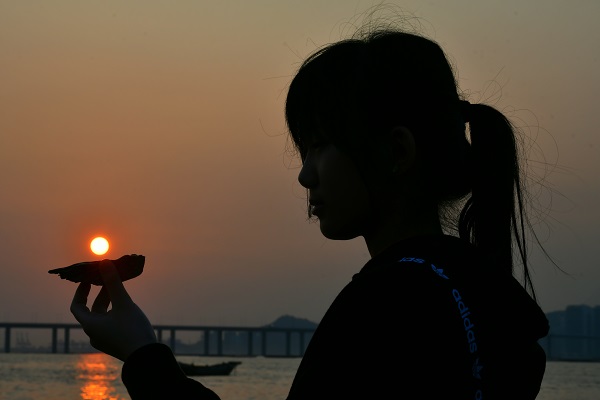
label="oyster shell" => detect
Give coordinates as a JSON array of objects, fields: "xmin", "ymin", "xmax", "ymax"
[{"xmin": 48, "ymin": 254, "xmax": 145, "ymax": 285}]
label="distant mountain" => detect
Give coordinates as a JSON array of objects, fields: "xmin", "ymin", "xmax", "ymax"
[{"xmin": 263, "ymin": 314, "xmax": 318, "ymax": 330}]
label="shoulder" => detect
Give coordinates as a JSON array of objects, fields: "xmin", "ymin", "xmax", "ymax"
[
  {"xmin": 336, "ymin": 236, "xmax": 472, "ymax": 329},
  {"xmin": 360, "ymin": 234, "xmax": 476, "ymax": 271},
  {"xmin": 354, "ymin": 234, "xmax": 476, "ymax": 290}
]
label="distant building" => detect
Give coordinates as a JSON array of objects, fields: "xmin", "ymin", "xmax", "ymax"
[
  {"xmin": 593, "ymin": 306, "xmax": 600, "ymax": 359},
  {"xmin": 544, "ymin": 310, "xmax": 567, "ymax": 360},
  {"xmin": 542, "ymin": 305, "xmax": 600, "ymax": 361},
  {"xmin": 566, "ymin": 305, "xmax": 593, "ymax": 358}
]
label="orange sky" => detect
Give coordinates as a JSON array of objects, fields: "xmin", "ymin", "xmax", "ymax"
[{"xmin": 1, "ymin": 1, "xmax": 599, "ymax": 326}]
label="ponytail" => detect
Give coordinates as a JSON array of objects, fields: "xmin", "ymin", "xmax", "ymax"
[{"xmin": 458, "ymin": 103, "xmax": 535, "ymax": 299}]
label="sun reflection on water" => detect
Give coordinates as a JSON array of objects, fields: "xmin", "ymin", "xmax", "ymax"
[{"xmin": 76, "ymin": 353, "xmax": 125, "ymax": 400}]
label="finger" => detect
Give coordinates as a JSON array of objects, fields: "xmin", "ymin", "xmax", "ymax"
[
  {"xmin": 99, "ymin": 259, "xmax": 133, "ymax": 308},
  {"xmin": 70, "ymin": 282, "xmax": 92, "ymax": 321},
  {"xmin": 91, "ymin": 285, "xmax": 111, "ymax": 313}
]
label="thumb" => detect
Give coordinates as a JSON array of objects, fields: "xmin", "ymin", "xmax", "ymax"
[{"xmin": 99, "ymin": 259, "xmax": 132, "ymax": 308}]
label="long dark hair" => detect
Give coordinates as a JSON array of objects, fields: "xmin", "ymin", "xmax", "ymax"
[{"xmin": 285, "ymin": 28, "xmax": 538, "ymax": 299}]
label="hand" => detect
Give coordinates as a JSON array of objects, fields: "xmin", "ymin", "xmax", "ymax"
[{"xmin": 70, "ymin": 259, "xmax": 157, "ymax": 361}]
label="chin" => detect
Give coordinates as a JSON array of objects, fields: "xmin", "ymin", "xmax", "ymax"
[{"xmin": 319, "ymin": 222, "xmax": 362, "ymax": 241}]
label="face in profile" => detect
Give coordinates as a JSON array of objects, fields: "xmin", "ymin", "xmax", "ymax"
[{"xmin": 298, "ymin": 141, "xmax": 372, "ymax": 240}]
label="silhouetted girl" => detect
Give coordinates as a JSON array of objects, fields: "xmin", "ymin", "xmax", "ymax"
[{"xmin": 70, "ymin": 22, "xmax": 549, "ymax": 400}]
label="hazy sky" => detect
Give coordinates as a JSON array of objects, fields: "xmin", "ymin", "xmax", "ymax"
[{"xmin": 1, "ymin": 0, "xmax": 599, "ymax": 327}]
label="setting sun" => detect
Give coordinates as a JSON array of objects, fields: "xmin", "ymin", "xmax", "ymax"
[{"xmin": 90, "ymin": 237, "xmax": 109, "ymax": 255}]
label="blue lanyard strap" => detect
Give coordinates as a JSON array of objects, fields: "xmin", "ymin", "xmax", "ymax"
[{"xmin": 398, "ymin": 256, "xmax": 484, "ymax": 400}]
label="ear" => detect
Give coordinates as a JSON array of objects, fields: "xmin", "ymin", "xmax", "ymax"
[{"xmin": 388, "ymin": 126, "xmax": 416, "ymax": 175}]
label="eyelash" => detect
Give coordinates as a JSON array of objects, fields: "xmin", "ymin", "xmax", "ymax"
[
  {"xmin": 301, "ymin": 146, "xmax": 320, "ymax": 163},
  {"xmin": 300, "ymin": 139, "xmax": 329, "ymax": 160}
]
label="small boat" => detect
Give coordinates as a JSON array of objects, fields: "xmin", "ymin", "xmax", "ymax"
[{"xmin": 177, "ymin": 360, "xmax": 241, "ymax": 376}]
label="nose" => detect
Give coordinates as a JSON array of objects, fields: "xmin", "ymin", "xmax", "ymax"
[{"xmin": 298, "ymin": 152, "xmax": 317, "ymax": 189}]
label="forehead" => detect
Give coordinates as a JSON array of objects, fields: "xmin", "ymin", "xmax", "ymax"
[{"xmin": 291, "ymin": 111, "xmax": 332, "ymax": 147}]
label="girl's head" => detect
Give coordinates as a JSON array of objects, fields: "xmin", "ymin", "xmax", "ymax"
[
  {"xmin": 286, "ymin": 30, "xmax": 471, "ymax": 228},
  {"xmin": 286, "ymin": 26, "xmax": 539, "ymax": 298}
]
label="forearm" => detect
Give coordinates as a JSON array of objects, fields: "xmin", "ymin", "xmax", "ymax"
[{"xmin": 122, "ymin": 343, "xmax": 220, "ymax": 400}]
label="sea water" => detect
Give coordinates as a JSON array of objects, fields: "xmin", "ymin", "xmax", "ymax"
[
  {"xmin": 0, "ymin": 353, "xmax": 298, "ymax": 400},
  {"xmin": 0, "ymin": 353, "xmax": 598, "ymax": 399}
]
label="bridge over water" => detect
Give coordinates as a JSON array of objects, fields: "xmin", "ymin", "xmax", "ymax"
[
  {"xmin": 3, "ymin": 322, "xmax": 600, "ymax": 361},
  {"xmin": 0, "ymin": 322, "xmax": 316, "ymax": 357}
]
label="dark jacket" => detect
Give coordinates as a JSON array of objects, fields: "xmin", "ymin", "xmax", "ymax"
[
  {"xmin": 288, "ymin": 234, "xmax": 549, "ymax": 399},
  {"xmin": 122, "ymin": 234, "xmax": 549, "ymax": 399}
]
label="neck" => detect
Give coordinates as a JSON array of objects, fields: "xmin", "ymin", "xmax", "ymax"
[{"xmin": 363, "ymin": 206, "xmax": 443, "ymax": 258}]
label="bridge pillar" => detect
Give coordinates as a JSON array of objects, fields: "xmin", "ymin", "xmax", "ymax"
[
  {"xmin": 217, "ymin": 330, "xmax": 223, "ymax": 356},
  {"xmin": 203, "ymin": 329, "xmax": 209, "ymax": 355},
  {"xmin": 4, "ymin": 327, "xmax": 10, "ymax": 353},
  {"xmin": 261, "ymin": 330, "xmax": 267, "ymax": 356},
  {"xmin": 286, "ymin": 331, "xmax": 291, "ymax": 356},
  {"xmin": 169, "ymin": 329, "xmax": 176, "ymax": 352},
  {"xmin": 52, "ymin": 327, "xmax": 58, "ymax": 353},
  {"xmin": 248, "ymin": 331, "xmax": 253, "ymax": 356},
  {"xmin": 65, "ymin": 327, "xmax": 70, "ymax": 353}
]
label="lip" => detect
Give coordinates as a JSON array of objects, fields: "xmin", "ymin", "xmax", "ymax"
[
  {"xmin": 309, "ymin": 202, "xmax": 324, "ymax": 216},
  {"xmin": 311, "ymin": 206, "xmax": 324, "ymax": 216}
]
